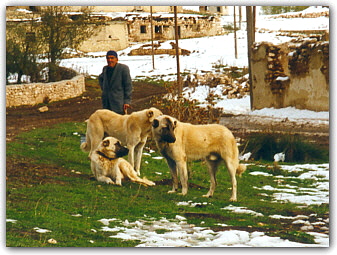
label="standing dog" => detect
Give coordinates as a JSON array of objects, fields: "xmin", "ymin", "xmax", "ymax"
[
  {"xmin": 152, "ymin": 115, "xmax": 246, "ymax": 201},
  {"xmin": 90, "ymin": 136, "xmax": 155, "ymax": 186},
  {"xmin": 81, "ymin": 107, "xmax": 162, "ymax": 175}
]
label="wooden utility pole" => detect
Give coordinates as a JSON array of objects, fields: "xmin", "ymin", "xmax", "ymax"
[
  {"xmin": 174, "ymin": 6, "xmax": 182, "ymax": 97},
  {"xmin": 234, "ymin": 6, "xmax": 238, "ymax": 59},
  {"xmin": 246, "ymin": 6, "xmax": 256, "ymax": 110},
  {"xmin": 150, "ymin": 6, "xmax": 155, "ymax": 69},
  {"xmin": 239, "ymin": 6, "xmax": 242, "ymax": 30}
]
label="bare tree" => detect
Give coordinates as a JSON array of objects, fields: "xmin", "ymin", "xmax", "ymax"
[
  {"xmin": 39, "ymin": 6, "xmax": 96, "ymax": 81},
  {"xmin": 6, "ymin": 14, "xmax": 43, "ymax": 84}
]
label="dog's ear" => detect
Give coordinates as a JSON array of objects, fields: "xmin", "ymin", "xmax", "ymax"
[
  {"xmin": 167, "ymin": 118, "xmax": 177, "ymax": 131},
  {"xmin": 147, "ymin": 109, "xmax": 157, "ymax": 122},
  {"xmin": 152, "ymin": 119, "xmax": 159, "ymax": 128},
  {"xmin": 103, "ymin": 139, "xmax": 110, "ymax": 147}
]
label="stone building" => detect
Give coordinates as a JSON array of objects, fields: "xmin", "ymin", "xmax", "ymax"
[
  {"xmin": 199, "ymin": 6, "xmax": 229, "ymax": 15},
  {"xmin": 127, "ymin": 14, "xmax": 224, "ymax": 42},
  {"xmin": 78, "ymin": 18, "xmax": 129, "ymax": 52}
]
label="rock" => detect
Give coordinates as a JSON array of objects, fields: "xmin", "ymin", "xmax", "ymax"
[
  {"xmin": 38, "ymin": 106, "xmax": 49, "ymax": 113},
  {"xmin": 48, "ymin": 238, "xmax": 57, "ymax": 244}
]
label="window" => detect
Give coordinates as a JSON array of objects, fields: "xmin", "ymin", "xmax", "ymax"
[
  {"xmin": 155, "ymin": 25, "xmax": 162, "ymax": 34},
  {"xmin": 140, "ymin": 25, "xmax": 147, "ymax": 34}
]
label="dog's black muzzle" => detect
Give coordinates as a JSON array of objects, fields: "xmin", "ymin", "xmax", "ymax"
[
  {"xmin": 116, "ymin": 145, "xmax": 129, "ymax": 157},
  {"xmin": 161, "ymin": 134, "xmax": 176, "ymax": 143}
]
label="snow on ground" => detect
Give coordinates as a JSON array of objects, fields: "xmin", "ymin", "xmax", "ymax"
[
  {"xmin": 251, "ymin": 163, "xmax": 329, "ymax": 205},
  {"xmin": 182, "ymin": 85, "xmax": 328, "ymax": 123},
  {"xmin": 96, "ymin": 214, "xmax": 328, "ymax": 247},
  {"xmin": 256, "ymin": 6, "xmax": 329, "ymax": 31},
  {"xmin": 221, "ymin": 205, "xmax": 264, "ymax": 217}
]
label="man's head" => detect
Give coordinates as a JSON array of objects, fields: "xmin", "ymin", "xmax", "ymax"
[{"xmin": 106, "ymin": 50, "xmax": 118, "ymax": 67}]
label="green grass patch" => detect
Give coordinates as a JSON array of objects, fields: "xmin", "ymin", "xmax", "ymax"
[{"xmin": 6, "ymin": 122, "xmax": 329, "ymax": 246}]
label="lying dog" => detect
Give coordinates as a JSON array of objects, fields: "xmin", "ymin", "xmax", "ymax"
[
  {"xmin": 152, "ymin": 115, "xmax": 246, "ymax": 201},
  {"xmin": 81, "ymin": 107, "xmax": 162, "ymax": 175},
  {"xmin": 90, "ymin": 136, "xmax": 155, "ymax": 187}
]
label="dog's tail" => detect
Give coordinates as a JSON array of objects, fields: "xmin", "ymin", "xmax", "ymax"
[
  {"xmin": 80, "ymin": 141, "xmax": 90, "ymax": 152},
  {"xmin": 236, "ymin": 164, "xmax": 246, "ymax": 177},
  {"xmin": 80, "ymin": 119, "xmax": 90, "ymax": 153}
]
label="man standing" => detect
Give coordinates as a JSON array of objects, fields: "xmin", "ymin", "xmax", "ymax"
[{"xmin": 99, "ymin": 50, "xmax": 132, "ymax": 114}]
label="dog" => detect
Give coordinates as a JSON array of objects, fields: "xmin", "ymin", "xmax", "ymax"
[
  {"xmin": 152, "ymin": 115, "xmax": 246, "ymax": 201},
  {"xmin": 81, "ymin": 107, "xmax": 162, "ymax": 175},
  {"xmin": 90, "ymin": 136, "xmax": 155, "ymax": 187}
]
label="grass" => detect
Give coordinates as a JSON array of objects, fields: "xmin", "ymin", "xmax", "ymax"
[{"xmin": 6, "ymin": 122, "xmax": 329, "ymax": 247}]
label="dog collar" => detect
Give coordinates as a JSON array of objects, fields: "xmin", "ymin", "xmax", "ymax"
[{"xmin": 96, "ymin": 151, "xmax": 117, "ymax": 161}]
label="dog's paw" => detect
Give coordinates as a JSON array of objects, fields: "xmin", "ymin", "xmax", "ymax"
[
  {"xmin": 167, "ymin": 190, "xmax": 176, "ymax": 194},
  {"xmin": 229, "ymin": 197, "xmax": 237, "ymax": 202},
  {"xmin": 202, "ymin": 194, "xmax": 212, "ymax": 198},
  {"xmin": 103, "ymin": 178, "xmax": 115, "ymax": 185}
]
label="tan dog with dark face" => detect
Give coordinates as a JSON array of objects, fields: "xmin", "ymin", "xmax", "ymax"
[
  {"xmin": 152, "ymin": 115, "xmax": 246, "ymax": 201},
  {"xmin": 90, "ymin": 136, "xmax": 155, "ymax": 186},
  {"xmin": 81, "ymin": 107, "xmax": 162, "ymax": 175}
]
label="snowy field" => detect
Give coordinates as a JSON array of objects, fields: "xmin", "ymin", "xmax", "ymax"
[{"xmin": 60, "ymin": 6, "xmax": 329, "ymax": 123}]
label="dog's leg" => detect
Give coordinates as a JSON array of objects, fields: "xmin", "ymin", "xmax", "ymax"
[
  {"xmin": 177, "ymin": 161, "xmax": 188, "ymax": 195},
  {"xmin": 119, "ymin": 160, "xmax": 155, "ymax": 186},
  {"xmin": 166, "ymin": 157, "xmax": 178, "ymax": 193},
  {"xmin": 89, "ymin": 125, "xmax": 105, "ymax": 158},
  {"xmin": 203, "ymin": 158, "xmax": 221, "ymax": 198},
  {"xmin": 114, "ymin": 173, "xmax": 123, "ymax": 186},
  {"xmin": 225, "ymin": 158, "xmax": 238, "ymax": 202},
  {"xmin": 96, "ymin": 175, "xmax": 115, "ymax": 185},
  {"xmin": 134, "ymin": 139, "xmax": 146, "ymax": 175},
  {"xmin": 127, "ymin": 144, "xmax": 135, "ymax": 171}
]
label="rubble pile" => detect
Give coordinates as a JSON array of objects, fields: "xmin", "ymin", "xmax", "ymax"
[
  {"xmin": 268, "ymin": 9, "xmax": 329, "ymax": 19},
  {"xmin": 183, "ymin": 72, "xmax": 250, "ymax": 99},
  {"xmin": 128, "ymin": 41, "xmax": 191, "ymax": 56}
]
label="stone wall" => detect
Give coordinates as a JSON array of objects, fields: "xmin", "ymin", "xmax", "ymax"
[
  {"xmin": 6, "ymin": 75, "xmax": 85, "ymax": 107},
  {"xmin": 251, "ymin": 40, "xmax": 329, "ymax": 112}
]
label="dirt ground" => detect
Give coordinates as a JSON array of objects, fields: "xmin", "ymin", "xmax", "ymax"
[
  {"xmin": 6, "ymin": 80, "xmax": 329, "ymax": 184},
  {"xmin": 6, "ymin": 81, "xmax": 166, "ymax": 142}
]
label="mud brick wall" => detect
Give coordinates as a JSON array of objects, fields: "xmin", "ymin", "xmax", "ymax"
[
  {"xmin": 251, "ymin": 40, "xmax": 329, "ymax": 111},
  {"xmin": 6, "ymin": 75, "xmax": 85, "ymax": 107}
]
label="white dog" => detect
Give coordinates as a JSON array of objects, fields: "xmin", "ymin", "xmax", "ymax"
[
  {"xmin": 152, "ymin": 115, "xmax": 246, "ymax": 201},
  {"xmin": 81, "ymin": 107, "xmax": 162, "ymax": 175},
  {"xmin": 90, "ymin": 136, "xmax": 155, "ymax": 187}
]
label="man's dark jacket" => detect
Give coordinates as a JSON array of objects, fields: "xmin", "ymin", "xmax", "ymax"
[{"xmin": 98, "ymin": 63, "xmax": 132, "ymax": 114}]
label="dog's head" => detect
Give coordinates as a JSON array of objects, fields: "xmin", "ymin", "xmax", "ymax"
[
  {"xmin": 146, "ymin": 107, "xmax": 163, "ymax": 123},
  {"xmin": 152, "ymin": 115, "xmax": 177, "ymax": 143},
  {"xmin": 96, "ymin": 137, "xmax": 129, "ymax": 159}
]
